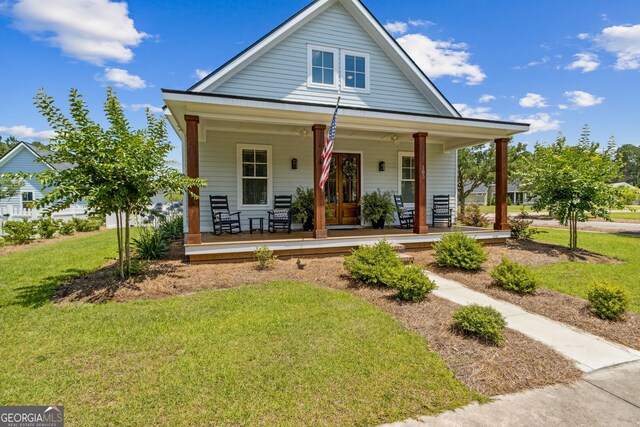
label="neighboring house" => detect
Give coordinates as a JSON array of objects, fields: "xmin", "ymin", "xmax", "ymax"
[
  {"xmin": 162, "ymin": 0, "xmax": 529, "ymax": 261},
  {"xmin": 465, "ymin": 182, "xmax": 531, "ymax": 206}
]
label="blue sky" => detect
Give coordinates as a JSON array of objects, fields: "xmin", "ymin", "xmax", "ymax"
[{"xmin": 0, "ymin": 0, "xmax": 639, "ymax": 166}]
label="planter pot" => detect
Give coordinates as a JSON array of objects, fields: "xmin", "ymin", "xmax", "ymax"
[
  {"xmin": 371, "ymin": 218, "xmax": 386, "ymax": 229},
  {"xmin": 303, "ymin": 218, "xmax": 314, "ymax": 232}
]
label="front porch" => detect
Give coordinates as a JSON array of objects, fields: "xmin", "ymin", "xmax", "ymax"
[{"xmin": 186, "ymin": 226, "xmax": 510, "ymax": 263}]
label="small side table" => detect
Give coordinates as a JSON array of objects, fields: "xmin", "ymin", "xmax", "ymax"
[{"xmin": 249, "ymin": 217, "xmax": 264, "ymax": 234}]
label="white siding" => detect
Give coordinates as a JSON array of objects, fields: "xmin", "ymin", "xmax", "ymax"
[
  {"xmin": 196, "ymin": 130, "xmax": 456, "ymax": 232},
  {"xmin": 0, "ymin": 148, "xmax": 50, "ymax": 209},
  {"xmin": 209, "ymin": 3, "xmax": 438, "ymax": 115}
]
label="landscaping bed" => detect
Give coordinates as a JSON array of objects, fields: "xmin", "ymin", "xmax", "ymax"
[
  {"xmin": 56, "ymin": 244, "xmax": 582, "ymax": 397},
  {"xmin": 412, "ymin": 239, "xmax": 640, "ymax": 351}
]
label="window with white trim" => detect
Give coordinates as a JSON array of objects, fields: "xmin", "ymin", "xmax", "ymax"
[
  {"xmin": 21, "ymin": 191, "xmax": 34, "ymax": 209},
  {"xmin": 307, "ymin": 45, "xmax": 338, "ymax": 89},
  {"xmin": 342, "ymin": 50, "xmax": 370, "ymax": 92},
  {"xmin": 398, "ymin": 152, "xmax": 415, "ymax": 202},
  {"xmin": 237, "ymin": 144, "xmax": 272, "ymax": 208}
]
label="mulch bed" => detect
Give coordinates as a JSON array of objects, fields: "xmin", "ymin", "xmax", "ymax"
[
  {"xmin": 55, "ymin": 241, "xmax": 582, "ymax": 396},
  {"xmin": 411, "ymin": 240, "xmax": 640, "ymax": 351}
]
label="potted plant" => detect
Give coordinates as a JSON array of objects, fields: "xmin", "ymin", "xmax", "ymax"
[
  {"xmin": 291, "ymin": 186, "xmax": 315, "ymax": 231},
  {"xmin": 360, "ymin": 189, "xmax": 396, "ymax": 229}
]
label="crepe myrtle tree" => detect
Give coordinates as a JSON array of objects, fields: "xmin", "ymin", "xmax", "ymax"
[
  {"xmin": 519, "ymin": 126, "xmax": 622, "ymax": 250},
  {"xmin": 32, "ymin": 87, "xmax": 206, "ymax": 278}
]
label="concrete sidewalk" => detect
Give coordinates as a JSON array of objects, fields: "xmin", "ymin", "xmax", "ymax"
[
  {"xmin": 427, "ymin": 272, "xmax": 640, "ymax": 372},
  {"xmin": 382, "ymin": 361, "xmax": 640, "ymax": 427}
]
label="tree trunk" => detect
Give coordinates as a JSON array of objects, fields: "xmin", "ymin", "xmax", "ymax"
[
  {"xmin": 568, "ymin": 210, "xmax": 578, "ymax": 250},
  {"xmin": 125, "ymin": 209, "xmax": 131, "ymax": 276},
  {"xmin": 116, "ymin": 210, "xmax": 124, "ymax": 279}
]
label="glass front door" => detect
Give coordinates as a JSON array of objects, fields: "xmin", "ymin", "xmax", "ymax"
[{"xmin": 326, "ymin": 153, "xmax": 361, "ymax": 225}]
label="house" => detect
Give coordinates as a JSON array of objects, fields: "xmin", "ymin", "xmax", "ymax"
[
  {"xmin": 465, "ymin": 182, "xmax": 531, "ymax": 206},
  {"xmin": 162, "ymin": 0, "xmax": 529, "ymax": 262}
]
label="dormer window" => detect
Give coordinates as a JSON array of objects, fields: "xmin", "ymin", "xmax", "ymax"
[
  {"xmin": 342, "ymin": 50, "xmax": 370, "ymax": 92},
  {"xmin": 307, "ymin": 45, "xmax": 339, "ymax": 89}
]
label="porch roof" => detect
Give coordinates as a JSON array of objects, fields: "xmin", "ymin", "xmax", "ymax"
[{"xmin": 162, "ymin": 90, "xmax": 530, "ymax": 151}]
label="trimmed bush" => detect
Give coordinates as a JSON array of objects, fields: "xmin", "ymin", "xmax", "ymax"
[
  {"xmin": 71, "ymin": 217, "xmax": 101, "ymax": 232},
  {"xmin": 433, "ymin": 231, "xmax": 488, "ymax": 271},
  {"xmin": 508, "ymin": 212, "xmax": 540, "ymax": 240},
  {"xmin": 459, "ymin": 204, "xmax": 490, "ymax": 228},
  {"xmin": 133, "ymin": 227, "xmax": 169, "ymax": 260},
  {"xmin": 587, "ymin": 283, "xmax": 630, "ymax": 321},
  {"xmin": 490, "ymin": 258, "xmax": 539, "ymax": 294},
  {"xmin": 58, "ymin": 221, "xmax": 76, "ymax": 236},
  {"xmin": 452, "ymin": 304, "xmax": 507, "ymax": 346},
  {"xmin": 3, "ymin": 219, "xmax": 36, "ymax": 245},
  {"xmin": 254, "ymin": 245, "xmax": 277, "ymax": 270},
  {"xmin": 392, "ymin": 265, "xmax": 436, "ymax": 302},
  {"xmin": 36, "ymin": 218, "xmax": 61, "ymax": 239},
  {"xmin": 344, "ymin": 240, "xmax": 403, "ymax": 286}
]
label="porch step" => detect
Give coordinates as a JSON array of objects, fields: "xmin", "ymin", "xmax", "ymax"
[
  {"xmin": 390, "ymin": 243, "xmax": 406, "ymax": 252},
  {"xmin": 396, "ymin": 253, "xmax": 414, "ymax": 264}
]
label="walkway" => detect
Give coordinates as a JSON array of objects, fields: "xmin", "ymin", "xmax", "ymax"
[
  {"xmin": 426, "ymin": 272, "xmax": 640, "ymax": 372},
  {"xmin": 382, "ymin": 360, "xmax": 640, "ymax": 427}
]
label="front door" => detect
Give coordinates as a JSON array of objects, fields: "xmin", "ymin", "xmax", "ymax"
[{"xmin": 326, "ymin": 153, "xmax": 361, "ymax": 225}]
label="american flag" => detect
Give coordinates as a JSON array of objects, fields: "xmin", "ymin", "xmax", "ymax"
[{"xmin": 319, "ymin": 98, "xmax": 340, "ymax": 190}]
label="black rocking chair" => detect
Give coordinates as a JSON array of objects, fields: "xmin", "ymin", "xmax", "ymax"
[
  {"xmin": 432, "ymin": 195, "xmax": 453, "ymax": 228},
  {"xmin": 210, "ymin": 195, "xmax": 242, "ymax": 235},
  {"xmin": 393, "ymin": 194, "xmax": 415, "ymax": 229},
  {"xmin": 268, "ymin": 195, "xmax": 293, "ymax": 233}
]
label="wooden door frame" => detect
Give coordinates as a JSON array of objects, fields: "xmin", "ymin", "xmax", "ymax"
[{"xmin": 327, "ymin": 150, "xmax": 364, "ymax": 226}]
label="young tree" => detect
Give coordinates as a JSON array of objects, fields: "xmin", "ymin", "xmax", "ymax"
[
  {"xmin": 617, "ymin": 144, "xmax": 640, "ymax": 187},
  {"xmin": 33, "ymin": 87, "xmax": 205, "ymax": 278},
  {"xmin": 520, "ymin": 127, "xmax": 622, "ymax": 250},
  {"xmin": 0, "ymin": 176, "xmax": 21, "ymax": 199}
]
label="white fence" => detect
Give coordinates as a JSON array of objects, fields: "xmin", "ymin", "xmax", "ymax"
[{"xmin": 0, "ymin": 204, "xmax": 89, "ymax": 235}]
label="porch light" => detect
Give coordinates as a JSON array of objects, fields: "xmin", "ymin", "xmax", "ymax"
[
  {"xmin": 378, "ymin": 161, "xmax": 385, "ymax": 172},
  {"xmin": 291, "ymin": 158, "xmax": 298, "ymax": 170}
]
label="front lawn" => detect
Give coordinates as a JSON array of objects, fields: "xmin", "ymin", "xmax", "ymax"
[
  {"xmin": 0, "ymin": 231, "xmax": 480, "ymax": 426},
  {"xmin": 533, "ymin": 229, "xmax": 640, "ymax": 313},
  {"xmin": 477, "ymin": 205, "xmax": 536, "ymax": 214}
]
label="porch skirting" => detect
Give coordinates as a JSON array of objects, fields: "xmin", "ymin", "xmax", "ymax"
[{"xmin": 185, "ymin": 227, "xmax": 510, "ymax": 263}]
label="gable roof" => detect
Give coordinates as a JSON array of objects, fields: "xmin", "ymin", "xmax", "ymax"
[
  {"xmin": 0, "ymin": 141, "xmax": 73, "ymax": 171},
  {"xmin": 189, "ymin": 0, "xmax": 460, "ymax": 117}
]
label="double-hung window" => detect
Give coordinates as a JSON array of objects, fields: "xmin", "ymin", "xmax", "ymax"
[
  {"xmin": 308, "ymin": 45, "xmax": 338, "ymax": 89},
  {"xmin": 237, "ymin": 144, "xmax": 272, "ymax": 208},
  {"xmin": 398, "ymin": 152, "xmax": 415, "ymax": 202},
  {"xmin": 21, "ymin": 191, "xmax": 34, "ymax": 209},
  {"xmin": 342, "ymin": 50, "xmax": 370, "ymax": 92}
]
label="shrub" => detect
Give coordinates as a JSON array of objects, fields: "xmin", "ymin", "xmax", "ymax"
[
  {"xmin": 2, "ymin": 219, "xmax": 36, "ymax": 245},
  {"xmin": 254, "ymin": 245, "xmax": 277, "ymax": 270},
  {"xmin": 159, "ymin": 215, "xmax": 183, "ymax": 241},
  {"xmin": 508, "ymin": 211, "xmax": 540, "ymax": 240},
  {"xmin": 392, "ymin": 265, "xmax": 436, "ymax": 302},
  {"xmin": 452, "ymin": 304, "xmax": 507, "ymax": 346},
  {"xmin": 133, "ymin": 227, "xmax": 169, "ymax": 260},
  {"xmin": 344, "ymin": 240, "xmax": 403, "ymax": 286},
  {"xmin": 433, "ymin": 232, "xmax": 487, "ymax": 270},
  {"xmin": 587, "ymin": 283, "xmax": 630, "ymax": 321},
  {"xmin": 360, "ymin": 190, "xmax": 396, "ymax": 224},
  {"xmin": 490, "ymin": 258, "xmax": 539, "ymax": 294},
  {"xmin": 58, "ymin": 221, "xmax": 76, "ymax": 236},
  {"xmin": 36, "ymin": 218, "xmax": 60, "ymax": 239},
  {"xmin": 459, "ymin": 204, "xmax": 490, "ymax": 228}
]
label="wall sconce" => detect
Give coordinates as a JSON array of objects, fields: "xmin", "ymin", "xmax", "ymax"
[
  {"xmin": 291, "ymin": 158, "xmax": 298, "ymax": 170},
  {"xmin": 378, "ymin": 161, "xmax": 386, "ymax": 172}
]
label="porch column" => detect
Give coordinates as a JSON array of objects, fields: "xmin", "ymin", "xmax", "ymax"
[
  {"xmin": 413, "ymin": 132, "xmax": 429, "ymax": 234},
  {"xmin": 494, "ymin": 138, "xmax": 509, "ymax": 231},
  {"xmin": 185, "ymin": 115, "xmax": 201, "ymax": 244},
  {"xmin": 312, "ymin": 124, "xmax": 327, "ymax": 238}
]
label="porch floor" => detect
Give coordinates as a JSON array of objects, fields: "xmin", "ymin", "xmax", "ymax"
[{"xmin": 187, "ymin": 226, "xmax": 510, "ymax": 263}]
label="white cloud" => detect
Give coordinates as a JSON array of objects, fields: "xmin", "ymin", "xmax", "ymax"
[
  {"xmin": 397, "ymin": 33, "xmax": 486, "ymax": 85},
  {"xmin": 384, "ymin": 21, "xmax": 408, "ymax": 36},
  {"xmin": 565, "ymin": 53, "xmax": 600, "ymax": 72},
  {"xmin": 194, "ymin": 69, "xmax": 210, "ymax": 80},
  {"xmin": 453, "ymin": 103, "xmax": 500, "ymax": 120},
  {"xmin": 596, "ymin": 24, "xmax": 640, "ymax": 70},
  {"xmin": 478, "ymin": 94, "xmax": 495, "ymax": 103},
  {"xmin": 9, "ymin": 0, "xmax": 147, "ymax": 65},
  {"xmin": 0, "ymin": 125, "xmax": 56, "ymax": 140},
  {"xmin": 514, "ymin": 56, "xmax": 550, "ymax": 70},
  {"xmin": 577, "ymin": 33, "xmax": 590, "ymax": 40},
  {"xmin": 408, "ymin": 19, "xmax": 434, "ymax": 28},
  {"xmin": 564, "ymin": 90, "xmax": 604, "ymax": 107},
  {"xmin": 519, "ymin": 93, "xmax": 548, "ymax": 108},
  {"xmin": 509, "ymin": 113, "xmax": 562, "ymax": 134},
  {"xmin": 558, "ymin": 104, "xmax": 569, "ymax": 110},
  {"xmin": 128, "ymin": 103, "xmax": 163, "ymax": 113},
  {"xmin": 100, "ymin": 67, "xmax": 146, "ymax": 89}
]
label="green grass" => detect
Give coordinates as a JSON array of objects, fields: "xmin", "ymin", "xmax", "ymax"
[
  {"xmin": 477, "ymin": 205, "xmax": 536, "ymax": 214},
  {"xmin": 0, "ymin": 230, "xmax": 480, "ymax": 426},
  {"xmin": 603, "ymin": 211, "xmax": 640, "ymax": 221},
  {"xmin": 533, "ymin": 229, "xmax": 640, "ymax": 313}
]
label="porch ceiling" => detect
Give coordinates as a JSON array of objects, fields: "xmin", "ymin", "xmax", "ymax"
[{"xmin": 163, "ymin": 90, "xmax": 529, "ymax": 151}]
